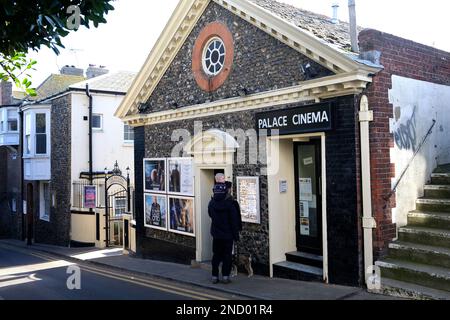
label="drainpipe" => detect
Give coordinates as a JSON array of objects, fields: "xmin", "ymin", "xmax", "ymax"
[
  {"xmin": 85, "ymin": 84, "xmax": 93, "ymax": 186},
  {"xmin": 19, "ymin": 107, "xmax": 25, "ymax": 241},
  {"xmin": 359, "ymin": 95, "xmax": 377, "ymax": 285}
]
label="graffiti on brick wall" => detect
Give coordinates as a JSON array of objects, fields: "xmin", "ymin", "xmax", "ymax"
[{"xmin": 393, "ymin": 106, "xmax": 417, "ymax": 151}]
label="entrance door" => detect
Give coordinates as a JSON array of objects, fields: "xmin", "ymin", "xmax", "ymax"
[{"xmin": 294, "ymin": 140, "xmax": 323, "ymax": 255}]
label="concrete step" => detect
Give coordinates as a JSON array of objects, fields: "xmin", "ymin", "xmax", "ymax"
[
  {"xmin": 376, "ymin": 259, "xmax": 450, "ymax": 292},
  {"xmin": 431, "ymin": 173, "xmax": 450, "ymax": 185},
  {"xmin": 374, "ymin": 278, "xmax": 450, "ymax": 300},
  {"xmin": 408, "ymin": 211, "xmax": 450, "ymax": 230},
  {"xmin": 273, "ymin": 261, "xmax": 323, "ymax": 282},
  {"xmin": 416, "ymin": 198, "xmax": 450, "ymax": 213},
  {"xmin": 285, "ymin": 251, "xmax": 323, "ymax": 268},
  {"xmin": 424, "ymin": 185, "xmax": 450, "ymax": 198},
  {"xmin": 388, "ymin": 241, "xmax": 450, "ymax": 269},
  {"xmin": 398, "ymin": 226, "xmax": 450, "ymax": 248}
]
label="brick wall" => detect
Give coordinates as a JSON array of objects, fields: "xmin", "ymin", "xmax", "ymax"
[{"xmin": 359, "ymin": 29, "xmax": 450, "ymax": 258}]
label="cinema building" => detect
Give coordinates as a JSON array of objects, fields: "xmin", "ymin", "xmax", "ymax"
[{"xmin": 117, "ymin": 0, "xmax": 450, "ymax": 290}]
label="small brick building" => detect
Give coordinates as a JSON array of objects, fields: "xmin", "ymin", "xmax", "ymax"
[{"xmin": 116, "ymin": 0, "xmax": 450, "ymax": 288}]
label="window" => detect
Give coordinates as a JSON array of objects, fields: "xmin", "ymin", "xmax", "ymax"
[
  {"xmin": 114, "ymin": 197, "xmax": 127, "ymax": 216},
  {"xmin": 40, "ymin": 182, "xmax": 50, "ymax": 222},
  {"xmin": 202, "ymin": 37, "xmax": 226, "ymax": 76},
  {"xmin": 92, "ymin": 114, "xmax": 103, "ymax": 130},
  {"xmin": 24, "ymin": 113, "xmax": 32, "ymax": 155},
  {"xmin": 124, "ymin": 124, "xmax": 134, "ymax": 142},
  {"xmin": 7, "ymin": 110, "xmax": 18, "ymax": 132},
  {"xmin": 35, "ymin": 113, "xmax": 47, "ymax": 154}
]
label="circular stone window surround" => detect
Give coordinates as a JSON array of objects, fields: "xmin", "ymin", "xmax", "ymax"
[{"xmin": 192, "ymin": 22, "xmax": 234, "ymax": 92}]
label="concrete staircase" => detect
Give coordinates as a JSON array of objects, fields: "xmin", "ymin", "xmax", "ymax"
[{"xmin": 375, "ymin": 164, "xmax": 450, "ymax": 300}]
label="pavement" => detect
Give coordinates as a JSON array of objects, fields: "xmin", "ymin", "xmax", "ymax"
[{"xmin": 0, "ymin": 239, "xmax": 399, "ymax": 300}]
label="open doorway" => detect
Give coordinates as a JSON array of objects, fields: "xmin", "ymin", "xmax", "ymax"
[{"xmin": 197, "ymin": 168, "xmax": 225, "ymax": 262}]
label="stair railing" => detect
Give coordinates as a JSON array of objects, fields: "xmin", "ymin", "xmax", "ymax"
[{"xmin": 384, "ymin": 119, "xmax": 437, "ymax": 201}]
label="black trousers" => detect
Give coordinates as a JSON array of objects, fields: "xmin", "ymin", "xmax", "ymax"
[{"xmin": 212, "ymin": 238, "xmax": 234, "ymax": 278}]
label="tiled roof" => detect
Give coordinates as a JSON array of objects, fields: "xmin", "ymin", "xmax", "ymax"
[
  {"xmin": 31, "ymin": 74, "xmax": 86, "ymax": 101},
  {"xmin": 69, "ymin": 71, "xmax": 137, "ymax": 94},
  {"xmin": 250, "ymin": 0, "xmax": 361, "ymax": 52}
]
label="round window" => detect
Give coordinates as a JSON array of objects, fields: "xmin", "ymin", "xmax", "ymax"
[{"xmin": 202, "ymin": 37, "xmax": 226, "ymax": 76}]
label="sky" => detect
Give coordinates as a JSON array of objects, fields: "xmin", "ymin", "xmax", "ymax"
[{"xmin": 25, "ymin": 0, "xmax": 450, "ymax": 89}]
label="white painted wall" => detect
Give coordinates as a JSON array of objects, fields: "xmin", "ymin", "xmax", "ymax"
[
  {"xmin": 70, "ymin": 92, "xmax": 135, "ymax": 194},
  {"xmin": 389, "ymin": 75, "xmax": 450, "ymax": 227}
]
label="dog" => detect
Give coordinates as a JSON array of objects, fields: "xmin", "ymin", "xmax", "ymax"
[{"xmin": 231, "ymin": 254, "xmax": 254, "ymax": 278}]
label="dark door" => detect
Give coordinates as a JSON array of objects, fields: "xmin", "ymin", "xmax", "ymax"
[
  {"xmin": 294, "ymin": 140, "xmax": 323, "ymax": 255},
  {"xmin": 124, "ymin": 219, "xmax": 129, "ymax": 249},
  {"xmin": 26, "ymin": 183, "xmax": 34, "ymax": 246}
]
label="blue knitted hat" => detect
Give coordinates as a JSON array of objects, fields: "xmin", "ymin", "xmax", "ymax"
[{"xmin": 213, "ymin": 183, "xmax": 228, "ymax": 195}]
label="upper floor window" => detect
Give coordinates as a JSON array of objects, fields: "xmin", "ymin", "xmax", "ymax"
[
  {"xmin": 36, "ymin": 113, "xmax": 47, "ymax": 154},
  {"xmin": 124, "ymin": 124, "xmax": 134, "ymax": 143},
  {"xmin": 7, "ymin": 110, "xmax": 18, "ymax": 132},
  {"xmin": 23, "ymin": 108, "xmax": 50, "ymax": 157},
  {"xmin": 25, "ymin": 113, "xmax": 32, "ymax": 155},
  {"xmin": 92, "ymin": 114, "xmax": 103, "ymax": 130}
]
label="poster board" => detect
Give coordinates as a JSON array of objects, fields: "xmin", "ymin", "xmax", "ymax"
[
  {"xmin": 144, "ymin": 194, "xmax": 168, "ymax": 231},
  {"xmin": 143, "ymin": 158, "xmax": 166, "ymax": 193},
  {"xmin": 237, "ymin": 177, "xmax": 260, "ymax": 224},
  {"xmin": 167, "ymin": 158, "xmax": 194, "ymax": 197},
  {"xmin": 168, "ymin": 196, "xmax": 195, "ymax": 237},
  {"xmin": 83, "ymin": 185, "xmax": 97, "ymax": 209}
]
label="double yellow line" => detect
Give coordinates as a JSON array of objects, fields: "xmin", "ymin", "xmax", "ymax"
[{"xmin": 29, "ymin": 250, "xmax": 231, "ymax": 301}]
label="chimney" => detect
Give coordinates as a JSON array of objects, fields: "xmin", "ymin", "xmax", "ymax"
[
  {"xmin": 331, "ymin": 3, "xmax": 339, "ymax": 24},
  {"xmin": 348, "ymin": 0, "xmax": 359, "ymax": 53},
  {"xmin": 0, "ymin": 81, "xmax": 13, "ymax": 106},
  {"xmin": 60, "ymin": 65, "xmax": 84, "ymax": 77},
  {"xmin": 86, "ymin": 64, "xmax": 109, "ymax": 79}
]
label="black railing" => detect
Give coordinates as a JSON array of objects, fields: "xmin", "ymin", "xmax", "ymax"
[{"xmin": 385, "ymin": 119, "xmax": 437, "ymax": 200}]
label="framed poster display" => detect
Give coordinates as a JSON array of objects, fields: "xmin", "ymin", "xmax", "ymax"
[
  {"xmin": 168, "ymin": 196, "xmax": 195, "ymax": 237},
  {"xmin": 83, "ymin": 185, "xmax": 97, "ymax": 209},
  {"xmin": 236, "ymin": 177, "xmax": 260, "ymax": 224},
  {"xmin": 143, "ymin": 158, "xmax": 166, "ymax": 193},
  {"xmin": 167, "ymin": 158, "xmax": 194, "ymax": 196},
  {"xmin": 144, "ymin": 194, "xmax": 168, "ymax": 231}
]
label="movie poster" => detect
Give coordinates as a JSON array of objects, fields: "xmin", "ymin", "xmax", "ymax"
[
  {"xmin": 168, "ymin": 196, "xmax": 195, "ymax": 237},
  {"xmin": 167, "ymin": 158, "xmax": 194, "ymax": 196},
  {"xmin": 144, "ymin": 194, "xmax": 167, "ymax": 231},
  {"xmin": 144, "ymin": 159, "xmax": 166, "ymax": 193}
]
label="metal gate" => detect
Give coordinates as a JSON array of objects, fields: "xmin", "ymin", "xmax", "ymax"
[{"xmin": 104, "ymin": 161, "xmax": 131, "ymax": 248}]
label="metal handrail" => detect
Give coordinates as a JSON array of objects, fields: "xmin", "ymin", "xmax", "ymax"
[{"xmin": 384, "ymin": 119, "xmax": 437, "ymax": 200}]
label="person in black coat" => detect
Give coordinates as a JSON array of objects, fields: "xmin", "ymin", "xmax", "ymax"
[{"xmin": 208, "ymin": 175, "xmax": 240, "ymax": 284}]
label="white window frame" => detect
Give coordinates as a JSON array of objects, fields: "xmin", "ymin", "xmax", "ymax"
[
  {"xmin": 40, "ymin": 182, "xmax": 51, "ymax": 222},
  {"xmin": 23, "ymin": 108, "xmax": 51, "ymax": 158},
  {"xmin": 202, "ymin": 37, "xmax": 226, "ymax": 76},
  {"xmin": 114, "ymin": 196, "xmax": 127, "ymax": 217},
  {"xmin": 92, "ymin": 114, "xmax": 103, "ymax": 131},
  {"xmin": 123, "ymin": 124, "xmax": 134, "ymax": 144},
  {"xmin": 7, "ymin": 109, "xmax": 19, "ymax": 132},
  {"xmin": 35, "ymin": 112, "xmax": 48, "ymax": 155}
]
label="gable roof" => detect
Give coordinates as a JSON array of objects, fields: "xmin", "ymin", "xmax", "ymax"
[
  {"xmin": 31, "ymin": 74, "xmax": 86, "ymax": 101},
  {"xmin": 69, "ymin": 71, "xmax": 137, "ymax": 95},
  {"xmin": 115, "ymin": 0, "xmax": 380, "ymax": 120},
  {"xmin": 250, "ymin": 0, "xmax": 360, "ymax": 52}
]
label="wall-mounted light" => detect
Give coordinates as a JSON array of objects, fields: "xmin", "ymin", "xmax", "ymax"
[
  {"xmin": 138, "ymin": 102, "xmax": 151, "ymax": 113},
  {"xmin": 237, "ymin": 85, "xmax": 248, "ymax": 97},
  {"xmin": 301, "ymin": 63, "xmax": 318, "ymax": 80}
]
